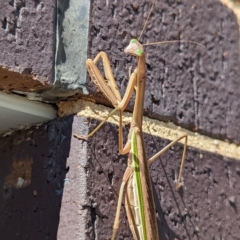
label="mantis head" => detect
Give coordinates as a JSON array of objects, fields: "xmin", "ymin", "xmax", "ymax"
[{"xmin": 124, "ymin": 39, "xmax": 144, "ymax": 57}]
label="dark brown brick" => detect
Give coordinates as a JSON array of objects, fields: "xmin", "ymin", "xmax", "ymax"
[
  {"xmin": 87, "ymin": 0, "xmax": 240, "ymax": 144},
  {"xmin": 0, "ymin": 1, "xmax": 55, "ymax": 91},
  {"xmin": 1, "ymin": 116, "xmax": 239, "ymax": 239}
]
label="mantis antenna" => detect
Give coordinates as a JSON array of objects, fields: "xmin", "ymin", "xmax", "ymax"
[{"xmin": 138, "ymin": 0, "xmax": 157, "ymax": 42}]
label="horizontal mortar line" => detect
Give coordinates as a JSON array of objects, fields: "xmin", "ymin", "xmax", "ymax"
[{"xmin": 58, "ymin": 99, "xmax": 240, "ymax": 161}]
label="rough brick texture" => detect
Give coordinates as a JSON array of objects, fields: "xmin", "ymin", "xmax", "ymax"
[
  {"xmin": 87, "ymin": 0, "xmax": 240, "ymax": 144},
  {"xmin": 0, "ymin": 117, "xmax": 72, "ymax": 239},
  {"xmin": 0, "ymin": 0, "xmax": 55, "ymax": 92},
  {"xmin": 75, "ymin": 118, "xmax": 240, "ymax": 239},
  {"xmin": 1, "ymin": 117, "xmax": 239, "ymax": 239}
]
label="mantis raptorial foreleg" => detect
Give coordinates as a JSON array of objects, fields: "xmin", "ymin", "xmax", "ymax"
[
  {"xmin": 74, "ymin": 67, "xmax": 138, "ymax": 154},
  {"xmin": 86, "ymin": 51, "xmax": 122, "ymax": 107}
]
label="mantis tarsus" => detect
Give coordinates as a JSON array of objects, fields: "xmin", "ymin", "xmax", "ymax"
[{"xmin": 74, "ymin": 1, "xmax": 195, "ymax": 239}]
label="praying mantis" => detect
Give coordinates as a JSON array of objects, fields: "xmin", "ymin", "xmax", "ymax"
[{"xmin": 73, "ymin": 1, "xmax": 203, "ymax": 239}]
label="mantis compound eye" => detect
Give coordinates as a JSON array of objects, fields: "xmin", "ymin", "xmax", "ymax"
[
  {"xmin": 135, "ymin": 49, "xmax": 143, "ymax": 56},
  {"xmin": 130, "ymin": 39, "xmax": 137, "ymax": 44}
]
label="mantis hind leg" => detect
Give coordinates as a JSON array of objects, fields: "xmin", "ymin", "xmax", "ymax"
[
  {"xmin": 73, "ymin": 108, "xmax": 119, "ymax": 140},
  {"xmin": 111, "ymin": 167, "xmax": 133, "ymax": 240},
  {"xmin": 148, "ymin": 134, "xmax": 188, "ymax": 189}
]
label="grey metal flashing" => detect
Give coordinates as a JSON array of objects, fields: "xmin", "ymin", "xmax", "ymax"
[
  {"xmin": 37, "ymin": 0, "xmax": 90, "ymax": 102},
  {"xmin": 53, "ymin": 0, "xmax": 89, "ymax": 95}
]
